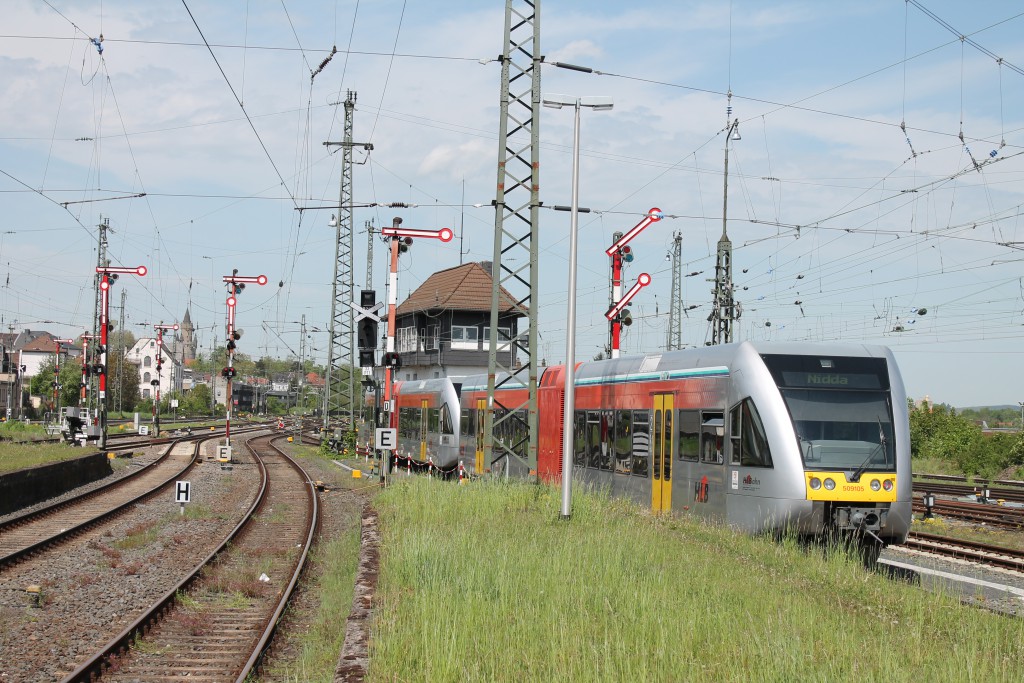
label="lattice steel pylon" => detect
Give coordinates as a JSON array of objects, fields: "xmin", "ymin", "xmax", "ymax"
[
  {"xmin": 484, "ymin": 0, "xmax": 540, "ymax": 478},
  {"xmin": 324, "ymin": 91, "xmax": 359, "ymax": 430},
  {"xmin": 667, "ymin": 231, "xmax": 682, "ymax": 350}
]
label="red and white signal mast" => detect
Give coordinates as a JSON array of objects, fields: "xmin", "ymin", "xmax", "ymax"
[
  {"xmin": 378, "ymin": 218, "xmax": 453, "ymax": 438},
  {"xmin": 220, "ymin": 271, "xmax": 267, "ymax": 463},
  {"xmin": 96, "ymin": 264, "xmax": 147, "ymax": 449},
  {"xmin": 152, "ymin": 322, "xmax": 179, "ymax": 436},
  {"xmin": 605, "ymin": 208, "xmax": 661, "ymax": 358}
]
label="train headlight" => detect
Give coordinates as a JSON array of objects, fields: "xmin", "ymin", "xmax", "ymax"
[
  {"xmin": 883, "ymin": 479, "xmax": 894, "ymax": 492},
  {"xmin": 809, "ymin": 477, "xmax": 822, "ymax": 490},
  {"xmin": 870, "ymin": 479, "xmax": 881, "ymax": 491},
  {"xmin": 824, "ymin": 478, "xmax": 836, "ymax": 490}
]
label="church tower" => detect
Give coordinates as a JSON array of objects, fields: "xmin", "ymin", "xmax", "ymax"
[{"xmin": 179, "ymin": 308, "xmax": 198, "ymax": 362}]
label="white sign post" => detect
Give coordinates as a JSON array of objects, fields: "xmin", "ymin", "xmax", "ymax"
[
  {"xmin": 175, "ymin": 480, "xmax": 191, "ymax": 515},
  {"xmin": 375, "ymin": 428, "xmax": 397, "ymax": 451}
]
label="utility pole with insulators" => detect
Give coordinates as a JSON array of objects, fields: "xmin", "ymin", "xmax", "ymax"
[{"xmin": 711, "ymin": 91, "xmax": 741, "ymax": 345}]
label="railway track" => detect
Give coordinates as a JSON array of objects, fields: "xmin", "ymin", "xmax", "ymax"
[
  {"xmin": 904, "ymin": 531, "xmax": 1024, "ymax": 573},
  {"xmin": 910, "ymin": 498, "xmax": 1024, "ymax": 529},
  {"xmin": 0, "ymin": 425, "xmax": 267, "ymax": 569},
  {"xmin": 63, "ymin": 433, "xmax": 318, "ymax": 682},
  {"xmin": 912, "ymin": 480, "xmax": 1024, "ymax": 504}
]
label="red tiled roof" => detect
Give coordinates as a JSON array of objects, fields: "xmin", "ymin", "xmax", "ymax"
[
  {"xmin": 396, "ymin": 262, "xmax": 523, "ymax": 316},
  {"xmin": 21, "ymin": 334, "xmax": 78, "ymax": 353}
]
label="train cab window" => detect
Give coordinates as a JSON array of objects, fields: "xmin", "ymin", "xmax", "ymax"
[
  {"xmin": 428, "ymin": 408, "xmax": 440, "ymax": 434},
  {"xmin": 677, "ymin": 411, "xmax": 700, "ymax": 461},
  {"xmin": 631, "ymin": 410, "xmax": 650, "ymax": 477},
  {"xmin": 440, "ymin": 404, "xmax": 454, "ymax": 435},
  {"xmin": 460, "ymin": 409, "xmax": 471, "ymax": 437},
  {"xmin": 613, "ymin": 410, "xmax": 632, "ymax": 474},
  {"xmin": 729, "ymin": 399, "xmax": 773, "ymax": 468},
  {"xmin": 701, "ymin": 414, "xmax": 725, "ymax": 464}
]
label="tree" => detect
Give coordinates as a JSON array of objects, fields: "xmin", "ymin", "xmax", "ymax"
[
  {"xmin": 108, "ymin": 349, "xmax": 141, "ymax": 414},
  {"xmin": 183, "ymin": 383, "xmax": 213, "ymax": 416},
  {"xmin": 30, "ymin": 356, "xmax": 82, "ymax": 411}
]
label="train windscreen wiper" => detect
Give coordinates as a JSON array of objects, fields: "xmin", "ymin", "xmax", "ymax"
[{"xmin": 849, "ymin": 417, "xmax": 887, "ymax": 483}]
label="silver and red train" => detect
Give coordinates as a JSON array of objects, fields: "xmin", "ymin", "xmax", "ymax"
[{"xmin": 358, "ymin": 340, "xmax": 911, "ymax": 547}]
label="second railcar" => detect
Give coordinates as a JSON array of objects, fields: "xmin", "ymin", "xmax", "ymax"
[{"xmin": 389, "ymin": 377, "xmax": 462, "ymax": 470}]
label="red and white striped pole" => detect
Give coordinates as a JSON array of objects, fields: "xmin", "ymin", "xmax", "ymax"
[{"xmin": 95, "ymin": 265, "xmax": 147, "ymax": 450}]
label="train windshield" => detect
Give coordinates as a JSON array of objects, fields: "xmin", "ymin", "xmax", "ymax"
[{"xmin": 761, "ymin": 354, "xmax": 895, "ymax": 472}]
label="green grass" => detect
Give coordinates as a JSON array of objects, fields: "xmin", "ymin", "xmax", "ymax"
[
  {"xmin": 258, "ymin": 498, "xmax": 361, "ymax": 682},
  {"xmin": 368, "ymin": 478, "xmax": 1024, "ymax": 682},
  {"xmin": 0, "ymin": 442, "xmax": 100, "ymax": 474}
]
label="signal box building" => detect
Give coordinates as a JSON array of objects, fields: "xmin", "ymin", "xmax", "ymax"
[{"xmin": 392, "ymin": 261, "xmax": 524, "ymax": 380}]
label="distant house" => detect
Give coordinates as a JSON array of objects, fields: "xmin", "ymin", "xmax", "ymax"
[
  {"xmin": 5, "ymin": 330, "xmax": 78, "ymax": 416},
  {"xmin": 392, "ymin": 261, "xmax": 525, "ymax": 381},
  {"xmin": 125, "ymin": 338, "xmax": 182, "ymax": 401}
]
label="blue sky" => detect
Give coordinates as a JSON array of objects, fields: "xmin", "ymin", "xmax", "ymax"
[{"xmin": 2, "ymin": 1, "xmax": 1023, "ymax": 407}]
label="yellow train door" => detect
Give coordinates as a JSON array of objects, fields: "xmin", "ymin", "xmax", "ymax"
[
  {"xmin": 651, "ymin": 393, "xmax": 673, "ymax": 512},
  {"xmin": 475, "ymin": 399, "xmax": 486, "ymax": 473},
  {"xmin": 420, "ymin": 399, "xmax": 428, "ymax": 461}
]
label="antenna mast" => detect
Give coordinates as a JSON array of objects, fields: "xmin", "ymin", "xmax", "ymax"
[{"xmin": 711, "ymin": 92, "xmax": 739, "ymax": 345}]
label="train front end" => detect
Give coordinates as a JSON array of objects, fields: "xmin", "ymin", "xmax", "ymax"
[{"xmin": 759, "ymin": 348, "xmax": 912, "ymax": 546}]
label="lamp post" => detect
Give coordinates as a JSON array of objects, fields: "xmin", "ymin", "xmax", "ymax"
[
  {"xmin": 542, "ymin": 93, "xmax": 613, "ymax": 520},
  {"xmin": 1019, "ymin": 401, "xmax": 1023, "ymax": 431}
]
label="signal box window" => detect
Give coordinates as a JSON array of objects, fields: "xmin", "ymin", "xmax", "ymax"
[
  {"xmin": 677, "ymin": 410, "xmax": 700, "ymax": 461},
  {"xmin": 451, "ymin": 325, "xmax": 479, "ymax": 350},
  {"xmin": 729, "ymin": 399, "xmax": 772, "ymax": 468},
  {"xmin": 631, "ymin": 410, "xmax": 650, "ymax": 477}
]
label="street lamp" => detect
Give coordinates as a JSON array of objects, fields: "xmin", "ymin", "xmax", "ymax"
[
  {"xmin": 1018, "ymin": 401, "xmax": 1023, "ymax": 431},
  {"xmin": 542, "ymin": 93, "xmax": 613, "ymax": 520}
]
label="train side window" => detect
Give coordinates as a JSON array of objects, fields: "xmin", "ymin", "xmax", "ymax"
[
  {"xmin": 652, "ymin": 409, "xmax": 662, "ymax": 481},
  {"xmin": 677, "ymin": 410, "xmax": 700, "ymax": 461},
  {"xmin": 573, "ymin": 410, "xmax": 587, "ymax": 467},
  {"xmin": 613, "ymin": 410, "xmax": 632, "ymax": 474},
  {"xmin": 730, "ymin": 399, "xmax": 773, "ymax": 468},
  {"xmin": 663, "ymin": 409, "xmax": 672, "ymax": 481},
  {"xmin": 460, "ymin": 409, "xmax": 471, "ymax": 437},
  {"xmin": 598, "ymin": 410, "xmax": 613, "ymax": 471},
  {"xmin": 631, "ymin": 410, "xmax": 650, "ymax": 477},
  {"xmin": 586, "ymin": 411, "xmax": 602, "ymax": 468},
  {"xmin": 702, "ymin": 413, "xmax": 724, "ymax": 464}
]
